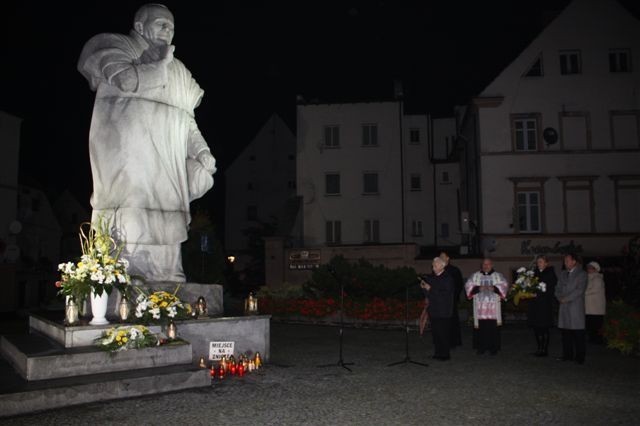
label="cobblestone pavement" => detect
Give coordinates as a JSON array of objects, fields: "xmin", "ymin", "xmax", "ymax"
[{"xmin": 3, "ymin": 322, "xmax": 639, "ymax": 426}]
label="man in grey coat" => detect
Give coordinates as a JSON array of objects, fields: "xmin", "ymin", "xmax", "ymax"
[{"xmin": 555, "ymin": 253, "xmax": 587, "ymax": 364}]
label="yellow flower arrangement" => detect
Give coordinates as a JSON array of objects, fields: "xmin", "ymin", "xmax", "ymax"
[
  {"xmin": 134, "ymin": 287, "xmax": 191, "ymax": 324},
  {"xmin": 95, "ymin": 325, "xmax": 157, "ymax": 353}
]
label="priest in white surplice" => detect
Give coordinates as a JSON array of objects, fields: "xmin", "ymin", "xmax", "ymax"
[{"xmin": 78, "ymin": 4, "xmax": 216, "ymax": 282}]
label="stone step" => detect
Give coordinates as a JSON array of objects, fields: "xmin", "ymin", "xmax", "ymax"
[
  {"xmin": 29, "ymin": 311, "xmax": 163, "ymax": 348},
  {"xmin": 28, "ymin": 311, "xmax": 272, "ymax": 363},
  {"xmin": 0, "ymin": 332, "xmax": 193, "ymax": 381},
  {"xmin": 0, "ymin": 354, "xmax": 210, "ymax": 418}
]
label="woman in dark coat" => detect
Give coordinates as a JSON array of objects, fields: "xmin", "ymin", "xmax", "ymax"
[{"xmin": 528, "ymin": 255, "xmax": 557, "ymax": 356}]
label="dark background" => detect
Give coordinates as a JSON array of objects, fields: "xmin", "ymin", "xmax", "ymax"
[{"xmin": 3, "ymin": 0, "xmax": 639, "ymax": 241}]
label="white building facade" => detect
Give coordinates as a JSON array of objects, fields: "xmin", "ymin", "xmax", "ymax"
[
  {"xmin": 296, "ymin": 100, "xmax": 461, "ymax": 248},
  {"xmin": 458, "ymin": 0, "xmax": 640, "ymax": 262}
]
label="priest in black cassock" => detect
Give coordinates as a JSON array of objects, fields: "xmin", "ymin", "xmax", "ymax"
[
  {"xmin": 419, "ymin": 257, "xmax": 455, "ymax": 361},
  {"xmin": 440, "ymin": 251, "xmax": 464, "ymax": 348}
]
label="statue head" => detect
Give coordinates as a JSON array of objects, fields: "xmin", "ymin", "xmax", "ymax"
[{"xmin": 134, "ymin": 4, "xmax": 175, "ymax": 47}]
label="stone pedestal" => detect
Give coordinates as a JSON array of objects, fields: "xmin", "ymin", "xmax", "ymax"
[
  {"xmin": 107, "ymin": 281, "xmax": 224, "ymax": 316},
  {"xmin": 28, "ymin": 311, "xmax": 270, "ymax": 361},
  {"xmin": 174, "ymin": 315, "xmax": 271, "ymax": 361}
]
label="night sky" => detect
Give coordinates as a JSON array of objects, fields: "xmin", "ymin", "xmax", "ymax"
[{"xmin": 3, "ymin": 0, "xmax": 639, "ymax": 237}]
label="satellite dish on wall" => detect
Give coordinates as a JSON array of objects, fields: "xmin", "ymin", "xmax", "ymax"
[
  {"xmin": 543, "ymin": 127, "xmax": 558, "ymax": 145},
  {"xmin": 8, "ymin": 221, "xmax": 22, "ymax": 235}
]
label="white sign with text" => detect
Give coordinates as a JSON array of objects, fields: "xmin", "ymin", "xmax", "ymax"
[{"xmin": 209, "ymin": 341, "xmax": 235, "ymax": 360}]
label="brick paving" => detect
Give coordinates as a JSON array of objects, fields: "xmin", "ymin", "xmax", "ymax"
[{"xmin": 3, "ymin": 322, "xmax": 639, "ymax": 425}]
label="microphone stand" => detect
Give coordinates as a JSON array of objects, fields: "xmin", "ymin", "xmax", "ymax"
[
  {"xmin": 387, "ymin": 284, "xmax": 429, "ymax": 368},
  {"xmin": 317, "ymin": 268, "xmax": 354, "ymax": 372}
]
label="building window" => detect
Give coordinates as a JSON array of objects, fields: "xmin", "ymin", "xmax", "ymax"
[
  {"xmin": 247, "ymin": 205, "xmax": 258, "ymax": 221},
  {"xmin": 409, "ymin": 128, "xmax": 420, "ymax": 144},
  {"xmin": 364, "ymin": 219, "xmax": 380, "ymax": 243},
  {"xmin": 363, "ymin": 172, "xmax": 379, "ymax": 195},
  {"xmin": 410, "ymin": 174, "xmax": 421, "ymax": 191},
  {"xmin": 560, "ymin": 111, "xmax": 590, "ymax": 151},
  {"xmin": 411, "ymin": 220, "xmax": 423, "ymax": 237},
  {"xmin": 559, "ymin": 176, "xmax": 596, "ymax": 233},
  {"xmin": 440, "ymin": 223, "xmax": 450, "ymax": 238},
  {"xmin": 559, "ymin": 50, "xmax": 581, "ymax": 75},
  {"xmin": 611, "ymin": 175, "xmax": 640, "ymax": 232},
  {"xmin": 326, "ymin": 220, "xmax": 342, "ymax": 244},
  {"xmin": 523, "ymin": 55, "xmax": 543, "ymax": 77},
  {"xmin": 362, "ymin": 124, "xmax": 378, "ymax": 146},
  {"xmin": 324, "ymin": 125, "xmax": 340, "ymax": 148},
  {"xmin": 516, "ymin": 191, "xmax": 541, "ymax": 233},
  {"xmin": 325, "ymin": 173, "xmax": 341, "ymax": 195},
  {"xmin": 511, "ymin": 114, "xmax": 541, "ymax": 151},
  {"xmin": 609, "ymin": 49, "xmax": 632, "ymax": 73},
  {"xmin": 610, "ymin": 110, "xmax": 640, "ymax": 149},
  {"xmin": 441, "ymin": 171, "xmax": 450, "ymax": 184},
  {"xmin": 510, "ymin": 177, "xmax": 548, "ymax": 234}
]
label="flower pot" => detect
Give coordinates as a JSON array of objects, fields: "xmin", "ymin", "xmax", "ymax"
[{"xmin": 89, "ymin": 290, "xmax": 110, "ymax": 325}]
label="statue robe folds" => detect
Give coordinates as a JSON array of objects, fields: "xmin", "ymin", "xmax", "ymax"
[
  {"xmin": 465, "ymin": 271, "xmax": 509, "ymax": 328},
  {"xmin": 78, "ymin": 31, "xmax": 214, "ymax": 282}
]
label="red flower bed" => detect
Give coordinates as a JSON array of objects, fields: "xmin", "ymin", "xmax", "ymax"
[{"xmin": 261, "ymin": 297, "xmax": 426, "ymax": 321}]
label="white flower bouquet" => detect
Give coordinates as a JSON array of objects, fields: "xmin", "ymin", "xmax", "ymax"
[
  {"xmin": 56, "ymin": 216, "xmax": 131, "ymax": 303},
  {"xmin": 508, "ymin": 267, "xmax": 546, "ymax": 305}
]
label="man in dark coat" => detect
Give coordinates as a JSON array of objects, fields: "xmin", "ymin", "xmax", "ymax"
[
  {"xmin": 420, "ymin": 257, "xmax": 454, "ymax": 360},
  {"xmin": 555, "ymin": 253, "xmax": 587, "ymax": 364},
  {"xmin": 440, "ymin": 251, "xmax": 463, "ymax": 348}
]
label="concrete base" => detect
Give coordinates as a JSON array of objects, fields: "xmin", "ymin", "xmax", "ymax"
[
  {"xmin": 28, "ymin": 311, "xmax": 271, "ymax": 363},
  {"xmin": 30, "ymin": 313, "xmax": 162, "ymax": 348},
  {"xmin": 0, "ymin": 359, "xmax": 210, "ymax": 418},
  {"xmin": 1, "ymin": 333, "xmax": 193, "ymax": 381},
  {"xmin": 174, "ymin": 315, "xmax": 271, "ymax": 361}
]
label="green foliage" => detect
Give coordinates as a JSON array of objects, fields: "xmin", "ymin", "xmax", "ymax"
[
  {"xmin": 621, "ymin": 235, "xmax": 640, "ymax": 308},
  {"xmin": 257, "ymin": 283, "xmax": 305, "ymax": 300},
  {"xmin": 305, "ymin": 255, "xmax": 421, "ymax": 301},
  {"xmin": 240, "ymin": 218, "xmax": 278, "ymax": 288},
  {"xmin": 182, "ymin": 210, "xmax": 226, "ymax": 284},
  {"xmin": 602, "ymin": 300, "xmax": 640, "ymax": 356}
]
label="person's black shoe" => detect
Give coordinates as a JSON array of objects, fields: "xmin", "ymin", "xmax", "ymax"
[
  {"xmin": 555, "ymin": 357, "xmax": 572, "ymax": 361},
  {"xmin": 489, "ymin": 350, "xmax": 498, "ymax": 355},
  {"xmin": 535, "ymin": 351, "xmax": 548, "ymax": 357},
  {"xmin": 575, "ymin": 359, "xmax": 585, "ymax": 365},
  {"xmin": 476, "ymin": 350, "xmax": 485, "ymax": 355}
]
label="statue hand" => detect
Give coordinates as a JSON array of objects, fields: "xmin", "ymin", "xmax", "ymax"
[{"xmin": 197, "ymin": 151, "xmax": 217, "ymax": 174}]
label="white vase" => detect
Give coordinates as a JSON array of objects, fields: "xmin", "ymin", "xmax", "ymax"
[{"xmin": 89, "ymin": 290, "xmax": 110, "ymax": 325}]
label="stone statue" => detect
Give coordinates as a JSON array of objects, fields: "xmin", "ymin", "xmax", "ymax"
[{"xmin": 78, "ymin": 4, "xmax": 216, "ymax": 282}]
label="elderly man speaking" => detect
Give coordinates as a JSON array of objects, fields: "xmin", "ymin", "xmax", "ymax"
[
  {"xmin": 420, "ymin": 257, "xmax": 454, "ymax": 361},
  {"xmin": 78, "ymin": 4, "xmax": 216, "ymax": 282}
]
